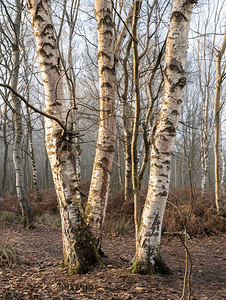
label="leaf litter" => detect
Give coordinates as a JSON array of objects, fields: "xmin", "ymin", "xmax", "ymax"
[{"xmin": 0, "ymin": 224, "xmax": 226, "ymax": 299}]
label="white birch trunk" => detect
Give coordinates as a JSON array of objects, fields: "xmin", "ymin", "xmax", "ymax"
[
  {"xmin": 28, "ymin": 0, "xmax": 98, "ymax": 273},
  {"xmin": 27, "ymin": 107, "xmax": 42, "ymax": 202},
  {"xmin": 201, "ymin": 93, "xmax": 209, "ymax": 195},
  {"xmin": 132, "ymin": 0, "xmax": 195, "ymax": 274},
  {"xmin": 12, "ymin": 0, "xmax": 34, "ymax": 227},
  {"xmin": 85, "ymin": 0, "xmax": 116, "ymax": 250}
]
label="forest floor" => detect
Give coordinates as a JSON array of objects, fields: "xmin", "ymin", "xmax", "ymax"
[{"xmin": 0, "ymin": 224, "xmax": 226, "ymax": 300}]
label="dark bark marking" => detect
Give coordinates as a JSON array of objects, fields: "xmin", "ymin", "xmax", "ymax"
[
  {"xmin": 101, "ymin": 65, "xmax": 115, "ymax": 74},
  {"xmin": 101, "ymin": 82, "xmax": 112, "ymax": 88},
  {"xmin": 98, "ymin": 51, "xmax": 111, "ymax": 60},
  {"xmin": 177, "ymin": 99, "xmax": 182, "ymax": 104},
  {"xmin": 42, "ymin": 41, "xmax": 55, "ymax": 50},
  {"xmin": 34, "ymin": 15, "xmax": 44, "ymax": 22},
  {"xmin": 97, "ymin": 16, "xmax": 114, "ymax": 30},
  {"xmin": 39, "ymin": 48, "xmax": 53, "ymax": 59},
  {"xmin": 150, "ymin": 212, "xmax": 161, "ymax": 236},
  {"xmin": 160, "ymin": 134, "xmax": 167, "ymax": 141},
  {"xmin": 163, "ymin": 160, "xmax": 170, "ymax": 164},
  {"xmin": 162, "ymin": 126, "xmax": 176, "ymax": 135},
  {"xmin": 161, "ymin": 152, "xmax": 171, "ymax": 156},
  {"xmin": 158, "ymin": 191, "xmax": 167, "ymax": 197},
  {"xmin": 35, "ymin": 1, "xmax": 48, "ymax": 21},
  {"xmin": 41, "ymin": 24, "xmax": 54, "ymax": 36},
  {"xmin": 171, "ymin": 11, "xmax": 188, "ymax": 22},
  {"xmin": 50, "ymin": 101, "xmax": 62, "ymax": 106},
  {"xmin": 155, "ymin": 163, "xmax": 163, "ymax": 169},
  {"xmin": 168, "ymin": 60, "xmax": 185, "ymax": 73},
  {"xmin": 166, "ymin": 120, "xmax": 173, "ymax": 126},
  {"xmin": 183, "ymin": 0, "xmax": 198, "ymax": 6},
  {"xmin": 171, "ymin": 110, "xmax": 179, "ymax": 115},
  {"xmin": 103, "ymin": 30, "xmax": 113, "ymax": 36},
  {"xmin": 170, "ymin": 77, "xmax": 186, "ymax": 92},
  {"xmin": 159, "ymin": 173, "xmax": 168, "ymax": 178}
]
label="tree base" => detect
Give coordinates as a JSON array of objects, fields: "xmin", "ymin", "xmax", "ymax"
[
  {"xmin": 97, "ymin": 246, "xmax": 108, "ymax": 257},
  {"xmin": 131, "ymin": 253, "xmax": 172, "ymax": 275}
]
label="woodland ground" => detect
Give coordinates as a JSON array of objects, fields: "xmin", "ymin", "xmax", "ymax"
[{"xmin": 1, "ymin": 183, "xmax": 226, "ymax": 299}]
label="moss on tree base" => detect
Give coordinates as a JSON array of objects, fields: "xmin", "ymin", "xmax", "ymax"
[{"xmin": 131, "ymin": 254, "xmax": 173, "ymax": 275}]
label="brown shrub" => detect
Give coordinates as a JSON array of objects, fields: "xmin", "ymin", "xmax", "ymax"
[
  {"xmin": 163, "ymin": 188, "xmax": 226, "ymax": 236},
  {"xmin": 1, "ymin": 183, "xmax": 225, "ymax": 236},
  {"xmin": 0, "ymin": 189, "xmax": 58, "ymax": 215}
]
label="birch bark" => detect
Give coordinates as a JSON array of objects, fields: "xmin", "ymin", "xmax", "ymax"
[
  {"xmin": 26, "ymin": 105, "xmax": 42, "ymax": 201},
  {"xmin": 28, "ymin": 0, "xmax": 98, "ymax": 273},
  {"xmin": 132, "ymin": 0, "xmax": 195, "ymax": 274},
  {"xmin": 86, "ymin": 1, "xmax": 135, "ymax": 251},
  {"xmin": 201, "ymin": 93, "xmax": 209, "ymax": 195},
  {"xmin": 12, "ymin": 0, "xmax": 34, "ymax": 227},
  {"xmin": 85, "ymin": 0, "xmax": 116, "ymax": 251}
]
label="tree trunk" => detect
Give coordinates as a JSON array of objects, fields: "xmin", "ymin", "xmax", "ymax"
[
  {"xmin": 27, "ymin": 106, "xmax": 42, "ymax": 201},
  {"xmin": 201, "ymin": 94, "xmax": 209, "ymax": 195},
  {"xmin": 131, "ymin": 0, "xmax": 142, "ymax": 248},
  {"xmin": 1, "ymin": 103, "xmax": 9, "ymax": 197},
  {"xmin": 214, "ymin": 28, "xmax": 226, "ymax": 215},
  {"xmin": 121, "ymin": 38, "xmax": 133, "ymax": 202},
  {"xmin": 85, "ymin": 0, "xmax": 116, "ymax": 251},
  {"xmin": 28, "ymin": 0, "xmax": 98, "ymax": 273},
  {"xmin": 132, "ymin": 0, "xmax": 195, "ymax": 275},
  {"xmin": 12, "ymin": 0, "xmax": 34, "ymax": 227}
]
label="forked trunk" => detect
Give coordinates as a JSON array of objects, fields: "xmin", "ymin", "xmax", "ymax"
[
  {"xmin": 132, "ymin": 0, "xmax": 195, "ymax": 275},
  {"xmin": 28, "ymin": 0, "xmax": 98, "ymax": 273}
]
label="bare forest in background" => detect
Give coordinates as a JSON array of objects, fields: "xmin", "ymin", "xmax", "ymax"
[{"xmin": 1, "ymin": 0, "xmax": 226, "ymax": 298}]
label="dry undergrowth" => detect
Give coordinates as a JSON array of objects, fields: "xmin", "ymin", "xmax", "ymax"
[{"xmin": 0, "ymin": 183, "xmax": 226, "ymax": 236}]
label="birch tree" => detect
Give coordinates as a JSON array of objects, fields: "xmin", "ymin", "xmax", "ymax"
[
  {"xmin": 132, "ymin": 0, "xmax": 196, "ymax": 274},
  {"xmin": 214, "ymin": 27, "xmax": 226, "ymax": 215},
  {"xmin": 10, "ymin": 0, "xmax": 34, "ymax": 227},
  {"xmin": 86, "ymin": 1, "xmax": 134, "ymax": 252},
  {"xmin": 28, "ymin": 0, "xmax": 98, "ymax": 273},
  {"xmin": 85, "ymin": 0, "xmax": 116, "ymax": 253}
]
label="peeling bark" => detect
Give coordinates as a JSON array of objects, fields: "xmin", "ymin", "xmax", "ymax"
[
  {"xmin": 132, "ymin": 0, "xmax": 195, "ymax": 274},
  {"xmin": 28, "ymin": 0, "xmax": 98, "ymax": 272}
]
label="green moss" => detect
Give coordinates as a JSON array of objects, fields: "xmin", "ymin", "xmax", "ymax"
[
  {"xmin": 68, "ymin": 265, "xmax": 86, "ymax": 274},
  {"xmin": 131, "ymin": 259, "xmax": 155, "ymax": 275}
]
